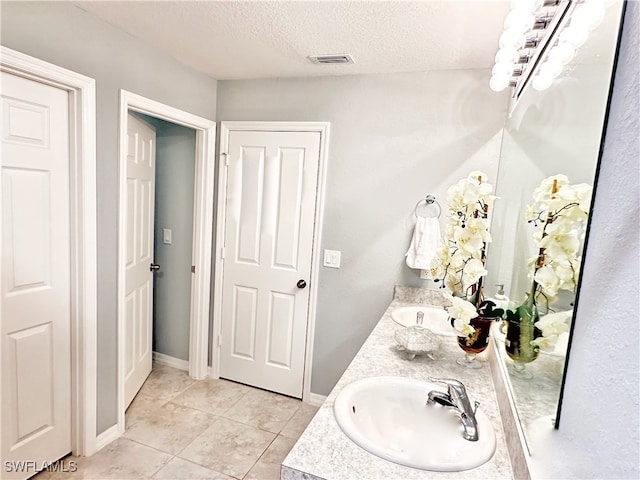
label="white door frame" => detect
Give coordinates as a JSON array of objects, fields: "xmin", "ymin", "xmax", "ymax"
[
  {"xmin": 0, "ymin": 46, "xmax": 98, "ymax": 456},
  {"xmin": 116, "ymin": 91, "xmax": 216, "ymax": 433},
  {"xmin": 212, "ymin": 121, "xmax": 330, "ymax": 403}
]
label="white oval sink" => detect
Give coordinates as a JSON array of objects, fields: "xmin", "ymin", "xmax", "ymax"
[
  {"xmin": 391, "ymin": 306, "xmax": 455, "ymax": 336},
  {"xmin": 333, "ymin": 376, "xmax": 496, "ymax": 471}
]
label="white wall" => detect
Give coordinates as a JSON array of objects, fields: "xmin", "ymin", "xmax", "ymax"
[
  {"xmin": 217, "ymin": 70, "xmax": 509, "ymax": 395},
  {"xmin": 0, "ymin": 2, "xmax": 218, "ymax": 434},
  {"xmin": 528, "ymin": 2, "xmax": 639, "ymax": 478}
]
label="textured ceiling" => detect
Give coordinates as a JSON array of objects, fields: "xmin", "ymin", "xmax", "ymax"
[{"xmin": 73, "ymin": 0, "xmax": 511, "ymax": 80}]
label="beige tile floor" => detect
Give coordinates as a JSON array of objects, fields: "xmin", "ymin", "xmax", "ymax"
[{"xmin": 36, "ymin": 363, "xmax": 318, "ymax": 480}]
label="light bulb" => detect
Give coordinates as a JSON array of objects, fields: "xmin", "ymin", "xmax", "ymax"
[
  {"xmin": 504, "ymin": 10, "xmax": 535, "ymax": 33},
  {"xmin": 537, "ymin": 61, "xmax": 562, "ymax": 83},
  {"xmin": 499, "ymin": 29, "xmax": 526, "ymax": 50},
  {"xmin": 532, "ymin": 69, "xmax": 553, "ymax": 91},
  {"xmin": 492, "ymin": 62, "xmax": 515, "ymax": 77},
  {"xmin": 495, "ymin": 47, "xmax": 519, "ymax": 65},
  {"xmin": 571, "ymin": 2, "xmax": 605, "ymax": 31},
  {"xmin": 490, "ymin": 74, "xmax": 511, "ymax": 92},
  {"xmin": 548, "ymin": 42, "xmax": 576, "ymax": 65},
  {"xmin": 543, "ymin": 57, "xmax": 564, "ymax": 78},
  {"xmin": 560, "ymin": 25, "xmax": 589, "ymax": 48}
]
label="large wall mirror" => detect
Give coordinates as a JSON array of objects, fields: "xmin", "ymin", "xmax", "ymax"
[{"xmin": 485, "ymin": 0, "xmax": 625, "ymax": 454}]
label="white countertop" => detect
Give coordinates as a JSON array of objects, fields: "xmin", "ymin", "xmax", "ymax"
[{"xmin": 282, "ymin": 286, "xmax": 513, "ymax": 480}]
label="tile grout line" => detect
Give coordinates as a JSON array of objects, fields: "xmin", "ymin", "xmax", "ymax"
[
  {"xmin": 126, "ymin": 365, "xmax": 310, "ymax": 480},
  {"xmin": 240, "ymin": 432, "xmax": 280, "ymax": 480}
]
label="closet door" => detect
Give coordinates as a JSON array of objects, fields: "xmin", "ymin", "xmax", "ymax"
[{"xmin": 1, "ymin": 71, "xmax": 72, "ymax": 479}]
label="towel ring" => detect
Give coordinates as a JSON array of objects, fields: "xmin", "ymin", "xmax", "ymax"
[{"xmin": 414, "ymin": 194, "xmax": 441, "ymax": 219}]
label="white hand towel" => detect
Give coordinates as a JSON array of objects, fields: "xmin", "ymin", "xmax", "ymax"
[{"xmin": 405, "ymin": 217, "xmax": 441, "ymax": 273}]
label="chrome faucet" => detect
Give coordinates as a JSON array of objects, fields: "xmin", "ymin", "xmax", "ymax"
[{"xmin": 426, "ymin": 377, "xmax": 480, "ymax": 442}]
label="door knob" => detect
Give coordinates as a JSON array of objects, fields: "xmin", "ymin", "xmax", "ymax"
[
  {"xmin": 150, "ymin": 263, "xmax": 161, "ymax": 272},
  {"xmin": 296, "ymin": 279, "xmax": 307, "ymax": 289}
]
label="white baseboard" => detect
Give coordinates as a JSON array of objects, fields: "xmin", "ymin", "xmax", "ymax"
[
  {"xmin": 307, "ymin": 392, "xmax": 327, "ymax": 407},
  {"xmin": 153, "ymin": 351, "xmax": 189, "ymax": 371},
  {"xmin": 95, "ymin": 424, "xmax": 120, "ymax": 452}
]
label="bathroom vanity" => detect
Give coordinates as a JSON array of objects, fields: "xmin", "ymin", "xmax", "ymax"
[{"xmin": 281, "ymin": 286, "xmax": 514, "ymax": 479}]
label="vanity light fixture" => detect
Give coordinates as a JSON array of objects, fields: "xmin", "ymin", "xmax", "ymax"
[
  {"xmin": 490, "ymin": 0, "xmax": 569, "ymax": 96},
  {"xmin": 490, "ymin": 0, "xmax": 611, "ymax": 106},
  {"xmin": 532, "ymin": 0, "xmax": 609, "ymax": 91}
]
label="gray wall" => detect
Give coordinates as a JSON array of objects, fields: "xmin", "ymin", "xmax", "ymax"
[
  {"xmin": 143, "ymin": 116, "xmax": 196, "ymax": 362},
  {"xmin": 217, "ymin": 70, "xmax": 509, "ymax": 395},
  {"xmin": 1, "ymin": 1, "xmax": 217, "ymax": 434},
  {"xmin": 529, "ymin": 2, "xmax": 639, "ymax": 477}
]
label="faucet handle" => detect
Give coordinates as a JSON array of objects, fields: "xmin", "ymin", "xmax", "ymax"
[
  {"xmin": 428, "ymin": 378, "xmax": 470, "ymax": 402},
  {"xmin": 473, "ymin": 400, "xmax": 480, "ymax": 415},
  {"xmin": 428, "ymin": 377, "xmax": 465, "ymax": 390}
]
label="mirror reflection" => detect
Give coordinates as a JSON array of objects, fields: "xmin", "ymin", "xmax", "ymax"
[{"xmin": 485, "ymin": 0, "xmax": 625, "ymax": 453}]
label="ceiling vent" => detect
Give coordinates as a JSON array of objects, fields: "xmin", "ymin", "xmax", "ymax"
[{"xmin": 308, "ymin": 54, "xmax": 355, "ymax": 65}]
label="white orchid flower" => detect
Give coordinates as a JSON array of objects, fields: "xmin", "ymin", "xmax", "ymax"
[
  {"xmin": 446, "ymin": 182, "xmax": 466, "ymax": 211},
  {"xmin": 455, "ymin": 229, "xmax": 485, "ymax": 256},
  {"xmin": 431, "ymin": 172, "xmax": 494, "ymax": 299},
  {"xmin": 462, "ymin": 182, "xmax": 481, "ymax": 205},
  {"xmin": 467, "ymin": 170, "xmax": 488, "ymax": 182},
  {"xmin": 525, "ymin": 176, "xmax": 592, "ymax": 299},
  {"xmin": 557, "ymin": 183, "xmax": 592, "ymax": 205},
  {"xmin": 478, "ymin": 183, "xmax": 493, "ymax": 196},
  {"xmin": 453, "ymin": 318, "xmax": 476, "ymax": 338},
  {"xmin": 540, "ymin": 235, "xmax": 580, "ymax": 261},
  {"xmin": 535, "ymin": 174, "xmax": 569, "ymax": 197},
  {"xmin": 461, "ymin": 258, "xmax": 488, "ymax": 286},
  {"xmin": 533, "ymin": 311, "xmax": 573, "ymax": 354},
  {"xmin": 531, "ymin": 336, "xmax": 555, "ymax": 351},
  {"xmin": 445, "ymin": 275, "xmax": 462, "ymax": 296},
  {"xmin": 524, "ymin": 204, "xmax": 538, "ymax": 222},
  {"xmin": 466, "ymin": 218, "xmax": 492, "ymax": 242},
  {"xmin": 449, "ymin": 250, "xmax": 466, "ymax": 269},
  {"xmin": 534, "ymin": 265, "xmax": 561, "ymax": 297},
  {"xmin": 552, "ymin": 260, "xmax": 576, "ymax": 284},
  {"xmin": 482, "ymin": 194, "xmax": 497, "ymax": 209},
  {"xmin": 447, "ymin": 296, "xmax": 478, "ymax": 323},
  {"xmin": 536, "ymin": 310, "xmax": 572, "ymax": 333}
]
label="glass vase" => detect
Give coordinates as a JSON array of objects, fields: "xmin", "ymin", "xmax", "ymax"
[
  {"xmin": 456, "ymin": 316, "xmax": 496, "ymax": 369},
  {"xmin": 505, "ymin": 306, "xmax": 541, "ymax": 379}
]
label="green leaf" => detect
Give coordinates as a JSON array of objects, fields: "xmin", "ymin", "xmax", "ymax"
[{"xmin": 504, "ymin": 309, "xmax": 520, "ymax": 322}]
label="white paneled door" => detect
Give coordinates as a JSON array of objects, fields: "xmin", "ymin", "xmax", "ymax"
[
  {"xmin": 220, "ymin": 130, "xmax": 320, "ymax": 398},
  {"xmin": 124, "ymin": 113, "xmax": 156, "ymax": 408},
  {"xmin": 1, "ymin": 72, "xmax": 71, "ymax": 478}
]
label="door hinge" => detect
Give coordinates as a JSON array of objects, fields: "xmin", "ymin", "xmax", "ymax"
[
  {"xmin": 218, "ymin": 335, "xmax": 222, "ymax": 348},
  {"xmin": 221, "ymin": 152, "xmax": 229, "ymax": 167},
  {"xmin": 191, "ymin": 265, "xmax": 196, "ymax": 274},
  {"xmin": 220, "ymin": 247, "xmax": 225, "ymax": 260}
]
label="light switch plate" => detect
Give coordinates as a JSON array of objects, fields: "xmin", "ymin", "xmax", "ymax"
[
  {"xmin": 163, "ymin": 228, "xmax": 172, "ymax": 245},
  {"xmin": 323, "ymin": 249, "xmax": 341, "ymax": 268}
]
